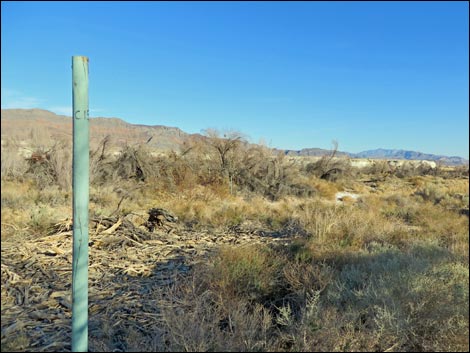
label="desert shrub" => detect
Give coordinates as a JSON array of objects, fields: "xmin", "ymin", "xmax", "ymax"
[
  {"xmin": 27, "ymin": 205, "xmax": 56, "ymax": 235},
  {"xmin": 89, "ymin": 184, "xmax": 122, "ymax": 215},
  {"xmin": 89, "ymin": 135, "xmax": 113, "ymax": 185},
  {"xmin": 157, "ymin": 243, "xmax": 332, "ymax": 351},
  {"xmin": 357, "ymin": 160, "xmax": 439, "ymax": 180},
  {"xmin": 111, "ymin": 145, "xmax": 159, "ymax": 182},
  {"xmin": 305, "ymin": 157, "xmax": 352, "ymax": 182},
  {"xmin": 413, "ymin": 180, "xmax": 469, "ymax": 220},
  {"xmin": 235, "ymin": 149, "xmax": 316, "ymax": 200},
  {"xmin": 414, "ymin": 184, "xmax": 448, "ymax": 204},
  {"xmin": 201, "ymin": 129, "xmax": 246, "ymax": 178},
  {"xmin": 48, "ymin": 142, "xmax": 72, "ymax": 190},
  {"xmin": 81, "ymin": 134, "xmax": 318, "ymax": 200},
  {"xmin": 412, "ymin": 203, "xmax": 469, "ymax": 258},
  {"xmin": 322, "ymin": 242, "xmax": 469, "ymax": 351},
  {"xmin": 440, "ymin": 193, "xmax": 469, "ymax": 215},
  {"xmin": 394, "ymin": 163, "xmax": 419, "ymax": 178},
  {"xmin": 292, "ymin": 199, "xmax": 400, "ymax": 250},
  {"xmin": 25, "ymin": 153, "xmax": 56, "ymax": 187},
  {"xmin": 433, "ymin": 165, "xmax": 469, "ymax": 179},
  {"xmin": 164, "ymin": 151, "xmax": 198, "ymax": 191},
  {"xmin": 23, "ymin": 140, "xmax": 72, "ymax": 190},
  {"xmin": 158, "ymin": 277, "xmax": 276, "ymax": 352},
  {"xmin": 381, "ymin": 194, "xmax": 420, "ymax": 224},
  {"xmin": 296, "ymin": 201, "xmax": 340, "ymax": 242},
  {"xmin": 448, "ymin": 165, "xmax": 469, "ymax": 178},
  {"xmin": 90, "ymin": 143, "xmax": 186, "ymax": 187},
  {"xmin": 0, "ymin": 141, "xmax": 29, "ymax": 181},
  {"xmin": 179, "ymin": 136, "xmax": 317, "ymax": 199},
  {"xmin": 308, "ymin": 178, "xmax": 342, "ymax": 200},
  {"xmin": 414, "ymin": 163, "xmax": 438, "ymax": 176},
  {"xmin": 360, "ymin": 160, "xmax": 392, "ymax": 178},
  {"xmin": 210, "ymin": 245, "xmax": 287, "ymax": 305},
  {"xmin": 302, "ymin": 141, "xmax": 349, "ymax": 182},
  {"xmin": 1, "ymin": 181, "xmax": 35, "ymax": 210},
  {"xmin": 155, "ymin": 238, "xmax": 468, "ymax": 352}
]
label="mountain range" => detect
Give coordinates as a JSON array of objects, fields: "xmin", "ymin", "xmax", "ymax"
[
  {"xmin": 283, "ymin": 147, "xmax": 468, "ymax": 166},
  {"xmin": 1, "ymin": 108, "xmax": 468, "ymax": 166}
]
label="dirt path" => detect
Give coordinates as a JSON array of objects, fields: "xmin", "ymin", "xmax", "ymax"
[{"xmin": 1, "ymin": 218, "xmax": 290, "ymax": 352}]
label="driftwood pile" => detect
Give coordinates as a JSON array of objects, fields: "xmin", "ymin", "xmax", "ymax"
[
  {"xmin": 1, "ymin": 208, "xmax": 288, "ymax": 352},
  {"xmin": 145, "ymin": 208, "xmax": 179, "ymax": 233}
]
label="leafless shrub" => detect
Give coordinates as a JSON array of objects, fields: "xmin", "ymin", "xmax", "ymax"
[
  {"xmin": 359, "ymin": 160, "xmax": 392, "ymax": 178},
  {"xmin": 114, "ymin": 144, "xmax": 157, "ymax": 181},
  {"xmin": 24, "ymin": 140, "xmax": 72, "ymax": 190},
  {"xmin": 162, "ymin": 151, "xmax": 199, "ymax": 191},
  {"xmin": 90, "ymin": 135, "xmax": 112, "ymax": 185},
  {"xmin": 202, "ymin": 128, "xmax": 246, "ymax": 179},
  {"xmin": 91, "ymin": 142, "xmax": 161, "ymax": 185},
  {"xmin": 236, "ymin": 148, "xmax": 314, "ymax": 200},
  {"xmin": 1, "ymin": 140, "xmax": 29, "ymax": 181},
  {"xmin": 394, "ymin": 163, "xmax": 420, "ymax": 178},
  {"xmin": 305, "ymin": 141, "xmax": 352, "ymax": 181},
  {"xmin": 434, "ymin": 164, "xmax": 469, "ymax": 179},
  {"xmin": 179, "ymin": 132, "xmax": 315, "ymax": 199}
]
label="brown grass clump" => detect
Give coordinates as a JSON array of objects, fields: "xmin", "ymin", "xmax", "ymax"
[{"xmin": 308, "ymin": 177, "xmax": 341, "ymax": 200}]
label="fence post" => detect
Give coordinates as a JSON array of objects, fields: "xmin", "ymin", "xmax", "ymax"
[{"xmin": 72, "ymin": 55, "xmax": 89, "ymax": 352}]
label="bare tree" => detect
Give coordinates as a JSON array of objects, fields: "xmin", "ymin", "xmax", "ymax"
[
  {"xmin": 202, "ymin": 129, "xmax": 245, "ymax": 175},
  {"xmin": 200, "ymin": 129, "xmax": 248, "ymax": 194},
  {"xmin": 305, "ymin": 140, "xmax": 350, "ymax": 180}
]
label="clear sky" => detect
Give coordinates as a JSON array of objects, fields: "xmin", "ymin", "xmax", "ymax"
[{"xmin": 1, "ymin": 1, "xmax": 469, "ymax": 158}]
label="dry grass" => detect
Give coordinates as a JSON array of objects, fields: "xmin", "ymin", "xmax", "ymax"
[
  {"xmin": 155, "ymin": 239, "xmax": 468, "ymax": 352},
  {"xmin": 1, "ymin": 143, "xmax": 468, "ymax": 352}
]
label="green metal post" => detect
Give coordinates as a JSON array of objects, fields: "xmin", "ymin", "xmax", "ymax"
[{"xmin": 72, "ymin": 56, "xmax": 89, "ymax": 352}]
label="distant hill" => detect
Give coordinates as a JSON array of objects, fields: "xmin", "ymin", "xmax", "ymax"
[
  {"xmin": 0, "ymin": 108, "xmax": 193, "ymax": 152},
  {"xmin": 278, "ymin": 147, "xmax": 468, "ymax": 166},
  {"xmin": 278, "ymin": 147, "xmax": 350, "ymax": 157},
  {"xmin": 350, "ymin": 148, "xmax": 468, "ymax": 166},
  {"xmin": 1, "ymin": 109, "xmax": 468, "ymax": 166}
]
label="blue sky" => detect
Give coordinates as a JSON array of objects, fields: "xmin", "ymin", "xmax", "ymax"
[{"xmin": 1, "ymin": 1, "xmax": 469, "ymax": 158}]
